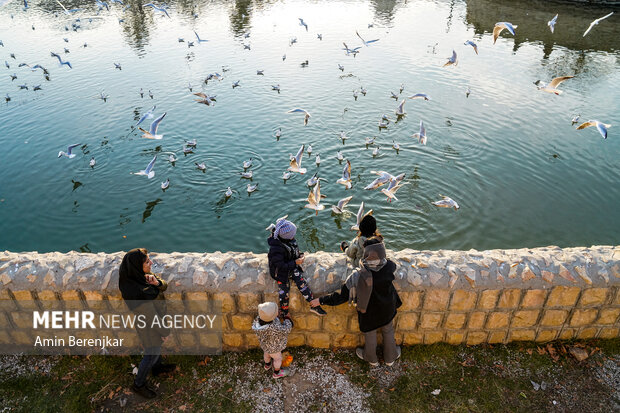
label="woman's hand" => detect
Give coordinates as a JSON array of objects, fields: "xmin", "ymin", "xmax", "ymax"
[
  {"xmin": 145, "ymin": 274, "xmax": 160, "ymax": 286},
  {"xmin": 310, "ymin": 298, "xmax": 320, "ymax": 307},
  {"xmin": 295, "ymin": 256, "xmax": 305, "ymax": 265}
]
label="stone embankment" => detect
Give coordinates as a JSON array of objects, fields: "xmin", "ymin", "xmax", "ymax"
[{"xmin": 1, "ymin": 246, "xmax": 619, "ymax": 349}]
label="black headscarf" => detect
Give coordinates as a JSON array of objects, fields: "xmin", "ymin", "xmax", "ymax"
[{"xmin": 119, "ymin": 248, "xmax": 160, "ymax": 307}]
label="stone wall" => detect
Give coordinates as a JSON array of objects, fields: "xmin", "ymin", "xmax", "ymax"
[{"xmin": 1, "ymin": 246, "xmax": 619, "ymax": 350}]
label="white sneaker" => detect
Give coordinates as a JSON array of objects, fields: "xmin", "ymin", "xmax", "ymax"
[
  {"xmin": 385, "ymin": 346, "xmax": 402, "ymax": 367},
  {"xmin": 355, "ymin": 347, "xmax": 379, "ymax": 367}
]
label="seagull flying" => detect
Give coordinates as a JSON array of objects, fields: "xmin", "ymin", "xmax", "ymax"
[
  {"xmin": 132, "ymin": 155, "xmax": 157, "ymax": 179},
  {"xmin": 336, "ymin": 159, "xmax": 352, "ymax": 189},
  {"xmin": 298, "ymin": 17, "xmax": 308, "ymax": 30},
  {"xmin": 194, "ymin": 31, "xmax": 208, "ymax": 43},
  {"xmin": 535, "ymin": 76, "xmax": 573, "ymax": 95},
  {"xmin": 304, "ymin": 181, "xmax": 325, "ymax": 215},
  {"xmin": 464, "ymin": 40, "xmax": 478, "ymax": 54},
  {"xmin": 351, "ymin": 202, "xmax": 373, "ymax": 231},
  {"xmin": 356, "ymin": 30, "xmax": 379, "ymax": 46},
  {"xmin": 58, "ymin": 143, "xmax": 81, "ymax": 158},
  {"xmin": 136, "ymin": 105, "xmax": 156, "ymax": 126},
  {"xmin": 444, "ymin": 50, "xmax": 457, "ymax": 66},
  {"xmin": 412, "ymin": 120, "xmax": 427, "ymax": 145},
  {"xmin": 409, "ymin": 93, "xmax": 431, "ymax": 101},
  {"xmin": 287, "ymin": 108, "xmax": 311, "ymax": 126},
  {"xmin": 493, "ymin": 22, "xmax": 517, "ymax": 44},
  {"xmin": 548, "ymin": 14, "xmax": 558, "ymax": 33},
  {"xmin": 583, "ymin": 12, "xmax": 613, "ymax": 37},
  {"xmin": 395, "ymin": 99, "xmax": 406, "ymax": 116},
  {"xmin": 331, "ymin": 195, "xmax": 353, "ymax": 214},
  {"xmin": 576, "ymin": 120, "xmax": 611, "ymax": 139},
  {"xmin": 381, "ymin": 179, "xmax": 407, "ymax": 202},
  {"xmin": 288, "ymin": 144, "xmax": 307, "ymax": 174},
  {"xmin": 139, "ymin": 112, "xmax": 166, "ymax": 139},
  {"xmin": 143, "ymin": 3, "xmax": 170, "ymax": 18}
]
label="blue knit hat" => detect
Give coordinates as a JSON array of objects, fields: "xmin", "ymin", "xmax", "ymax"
[{"xmin": 274, "ymin": 219, "xmax": 296, "ymax": 240}]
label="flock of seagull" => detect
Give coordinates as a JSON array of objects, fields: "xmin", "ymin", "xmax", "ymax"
[{"xmin": 1, "ymin": 1, "xmax": 615, "ymax": 230}]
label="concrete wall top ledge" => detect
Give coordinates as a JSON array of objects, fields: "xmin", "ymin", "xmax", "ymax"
[{"xmin": 1, "ymin": 245, "xmax": 619, "ymax": 294}]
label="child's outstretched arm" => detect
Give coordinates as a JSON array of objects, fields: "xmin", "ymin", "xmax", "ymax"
[{"xmin": 317, "ymin": 284, "xmax": 350, "ymax": 307}]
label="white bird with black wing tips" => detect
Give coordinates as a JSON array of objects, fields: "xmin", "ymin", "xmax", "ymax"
[
  {"xmin": 288, "ymin": 144, "xmax": 307, "ymax": 174},
  {"xmin": 132, "ymin": 155, "xmax": 157, "ymax": 179},
  {"xmin": 336, "ymin": 159, "xmax": 352, "ymax": 189},
  {"xmin": 139, "ymin": 112, "xmax": 166, "ymax": 139},
  {"xmin": 535, "ymin": 76, "xmax": 573, "ymax": 95},
  {"xmin": 381, "ymin": 179, "xmax": 407, "ymax": 202},
  {"xmin": 576, "ymin": 120, "xmax": 611, "ymax": 139},
  {"xmin": 304, "ymin": 181, "xmax": 325, "ymax": 215},
  {"xmin": 351, "ymin": 202, "xmax": 373, "ymax": 231},
  {"xmin": 287, "ymin": 108, "xmax": 311, "ymax": 126},
  {"xmin": 331, "ymin": 195, "xmax": 353, "ymax": 214}
]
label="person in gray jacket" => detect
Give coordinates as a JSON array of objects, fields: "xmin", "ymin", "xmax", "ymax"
[{"xmin": 252, "ymin": 302, "xmax": 293, "ymax": 378}]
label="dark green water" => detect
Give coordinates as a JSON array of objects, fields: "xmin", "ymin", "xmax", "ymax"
[{"xmin": 0, "ymin": 0, "xmax": 618, "ymax": 254}]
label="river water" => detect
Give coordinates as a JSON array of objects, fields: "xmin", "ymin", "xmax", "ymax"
[{"xmin": 0, "ymin": 0, "xmax": 618, "ymax": 254}]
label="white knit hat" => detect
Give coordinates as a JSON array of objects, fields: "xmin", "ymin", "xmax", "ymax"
[{"xmin": 258, "ymin": 302, "xmax": 278, "ymax": 322}]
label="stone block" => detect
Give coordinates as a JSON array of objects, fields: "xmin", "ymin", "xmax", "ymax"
[
  {"xmin": 293, "ymin": 314, "xmax": 321, "ymax": 331},
  {"xmin": 446, "ymin": 331, "xmax": 465, "ymax": 345},
  {"xmin": 579, "ymin": 288, "xmax": 608, "ymax": 307},
  {"xmin": 488, "ymin": 331, "xmax": 506, "ymax": 344},
  {"xmin": 402, "ymin": 332, "xmax": 423, "ymax": 345},
  {"xmin": 486, "ymin": 312, "xmax": 509, "ymax": 329},
  {"xmin": 559, "ymin": 328, "xmax": 576, "ymax": 340},
  {"xmin": 466, "ymin": 331, "xmax": 487, "ymax": 345},
  {"xmin": 199, "ymin": 333, "xmax": 221, "ymax": 350},
  {"xmin": 323, "ymin": 314, "xmax": 348, "ymax": 333},
  {"xmin": 306, "ymin": 333, "xmax": 331, "ymax": 348},
  {"xmin": 399, "ymin": 292, "xmax": 421, "ymax": 311},
  {"xmin": 577, "ymin": 327, "xmax": 597, "ymax": 339},
  {"xmin": 444, "ymin": 313, "xmax": 466, "ymax": 330},
  {"xmin": 37, "ymin": 290, "xmax": 58, "ymax": 301},
  {"xmin": 231, "ymin": 314, "xmax": 253, "ymax": 330},
  {"xmin": 83, "ymin": 291, "xmax": 103, "ymax": 301},
  {"xmin": 570, "ymin": 309, "xmax": 597, "ymax": 327},
  {"xmin": 614, "ymin": 289, "xmax": 620, "ymax": 305},
  {"xmin": 541, "ymin": 310, "xmax": 569, "ymax": 326},
  {"xmin": 512, "ymin": 310, "xmax": 539, "ymax": 328},
  {"xmin": 546, "ymin": 286, "xmax": 580, "ymax": 307},
  {"xmin": 288, "ymin": 293, "xmax": 303, "ymax": 312},
  {"xmin": 598, "ymin": 327, "xmax": 619, "ymax": 339},
  {"xmin": 287, "ymin": 333, "xmax": 305, "ymax": 347},
  {"xmin": 424, "ymin": 331, "xmax": 444, "ymax": 344},
  {"xmin": 62, "ymin": 290, "xmax": 81, "ymax": 301},
  {"xmin": 212, "ymin": 293, "xmax": 235, "ymax": 313},
  {"xmin": 332, "ymin": 333, "xmax": 359, "ymax": 348},
  {"xmin": 237, "ymin": 293, "xmax": 259, "ymax": 313},
  {"xmin": 478, "ymin": 290, "xmax": 500, "ymax": 310},
  {"xmin": 509, "ymin": 329, "xmax": 535, "ymax": 341},
  {"xmin": 450, "ymin": 290, "xmax": 477, "ymax": 311},
  {"xmin": 396, "ymin": 313, "xmax": 418, "ymax": 330},
  {"xmin": 222, "ymin": 333, "xmax": 243, "ymax": 348},
  {"xmin": 468, "ymin": 312, "xmax": 486, "ymax": 329},
  {"xmin": 597, "ymin": 308, "xmax": 620, "ymax": 325},
  {"xmin": 177, "ymin": 333, "xmax": 196, "ymax": 347},
  {"xmin": 349, "ymin": 317, "xmax": 359, "ymax": 332},
  {"xmin": 13, "ymin": 290, "xmax": 33, "ymax": 301},
  {"xmin": 11, "ymin": 331, "xmax": 32, "ymax": 345},
  {"xmin": 498, "ymin": 289, "xmax": 521, "ymax": 309},
  {"xmin": 423, "ymin": 289, "xmax": 450, "ymax": 311},
  {"xmin": 521, "ymin": 290, "xmax": 547, "ymax": 309},
  {"xmin": 535, "ymin": 330, "xmax": 558, "ymax": 342},
  {"xmin": 0, "ymin": 289, "xmax": 11, "ymax": 300},
  {"xmin": 11, "ymin": 313, "xmax": 32, "ymax": 329},
  {"xmin": 244, "ymin": 333, "xmax": 260, "ymax": 348},
  {"xmin": 420, "ymin": 313, "xmax": 442, "ymax": 329}
]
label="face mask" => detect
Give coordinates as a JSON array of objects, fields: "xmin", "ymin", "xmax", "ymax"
[{"xmin": 365, "ymin": 259, "xmax": 381, "ymax": 266}]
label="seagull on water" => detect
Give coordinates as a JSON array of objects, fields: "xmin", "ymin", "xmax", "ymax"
[
  {"xmin": 139, "ymin": 112, "xmax": 166, "ymax": 139},
  {"xmin": 493, "ymin": 22, "xmax": 517, "ymax": 44},
  {"xmin": 247, "ymin": 183, "xmax": 259, "ymax": 193},
  {"xmin": 583, "ymin": 12, "xmax": 613, "ymax": 37},
  {"xmin": 336, "ymin": 159, "xmax": 352, "ymax": 189},
  {"xmin": 275, "ymin": 128, "xmax": 282, "ymax": 140},
  {"xmin": 392, "ymin": 140, "xmax": 400, "ymax": 151},
  {"xmin": 338, "ymin": 64, "xmax": 345, "ymax": 71},
  {"xmin": 243, "ymin": 158, "xmax": 253, "ymax": 169},
  {"xmin": 132, "ymin": 155, "xmax": 157, "ymax": 179},
  {"xmin": 412, "ymin": 120, "xmax": 427, "ymax": 145},
  {"xmin": 464, "ymin": 40, "xmax": 478, "ymax": 54},
  {"xmin": 304, "ymin": 181, "xmax": 325, "ymax": 215},
  {"xmin": 58, "ymin": 143, "xmax": 81, "ymax": 158},
  {"xmin": 331, "ymin": 195, "xmax": 353, "ymax": 214},
  {"xmin": 282, "ymin": 171, "xmax": 292, "ymax": 181},
  {"xmin": 225, "ymin": 187, "xmax": 233, "ymax": 198},
  {"xmin": 576, "ymin": 120, "xmax": 611, "ymax": 139},
  {"xmin": 161, "ymin": 178, "xmax": 169, "ymax": 190},
  {"xmin": 339, "ymin": 131, "xmax": 349, "ymax": 144},
  {"xmin": 365, "ymin": 136, "xmax": 376, "ymax": 147},
  {"xmin": 336, "ymin": 151, "xmax": 344, "ymax": 161},
  {"xmin": 351, "ymin": 202, "xmax": 373, "ymax": 231},
  {"xmin": 306, "ymin": 172, "xmax": 326, "ymax": 187},
  {"xmin": 195, "ymin": 162, "xmax": 206, "ymax": 171},
  {"xmin": 114, "ymin": 63, "xmax": 122, "ymax": 70},
  {"xmin": 315, "ymin": 154, "xmax": 321, "ymax": 165},
  {"xmin": 535, "ymin": 76, "xmax": 573, "ymax": 95},
  {"xmin": 548, "ymin": 14, "xmax": 558, "ymax": 33},
  {"xmin": 232, "ymin": 80, "xmax": 240, "ymax": 88},
  {"xmin": 185, "ymin": 139, "xmax": 197, "ymax": 147},
  {"xmin": 372, "ymin": 146, "xmax": 380, "ymax": 156},
  {"xmin": 168, "ymin": 154, "xmax": 177, "ymax": 163},
  {"xmin": 432, "ymin": 195, "xmax": 459, "ymax": 210},
  {"xmin": 444, "ymin": 50, "xmax": 457, "ymax": 67},
  {"xmin": 136, "ymin": 105, "xmax": 156, "ymax": 126},
  {"xmin": 288, "ymin": 144, "xmax": 307, "ymax": 174},
  {"xmin": 89, "ymin": 157, "xmax": 96, "ymax": 167},
  {"xmin": 287, "ymin": 108, "xmax": 311, "ymax": 126},
  {"xmin": 571, "ymin": 115, "xmax": 580, "ymax": 125},
  {"xmin": 240, "ymin": 170, "xmax": 253, "ymax": 179}
]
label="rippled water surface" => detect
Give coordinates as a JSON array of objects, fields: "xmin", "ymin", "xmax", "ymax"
[{"xmin": 0, "ymin": 0, "xmax": 619, "ymax": 253}]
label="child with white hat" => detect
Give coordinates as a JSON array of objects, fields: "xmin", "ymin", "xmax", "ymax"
[{"xmin": 252, "ymin": 302, "xmax": 293, "ymax": 378}]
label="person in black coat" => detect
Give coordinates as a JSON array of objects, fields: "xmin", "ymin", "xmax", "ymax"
[
  {"xmin": 311, "ymin": 238, "xmax": 402, "ymax": 366},
  {"xmin": 268, "ymin": 218, "xmax": 326, "ymax": 317},
  {"xmin": 119, "ymin": 248, "xmax": 176, "ymax": 398}
]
